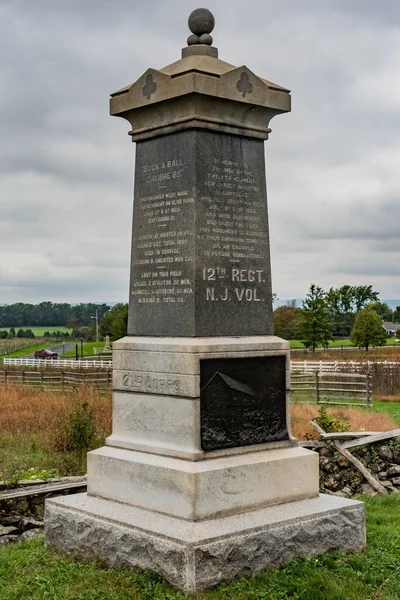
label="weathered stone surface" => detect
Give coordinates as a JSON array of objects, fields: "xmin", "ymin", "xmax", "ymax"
[
  {"xmin": 87, "ymin": 446, "xmax": 319, "ymax": 521},
  {"xmin": 0, "ymin": 525, "xmax": 19, "ymax": 536},
  {"xmin": 19, "ymin": 529, "xmax": 44, "ymax": 542},
  {"xmin": 387, "ymin": 465, "xmax": 400, "ymax": 478},
  {"xmin": 378, "ymin": 445, "xmax": 393, "ymax": 462},
  {"xmin": 128, "ymin": 130, "xmax": 273, "ymax": 338},
  {"xmin": 0, "ymin": 535, "xmax": 16, "ymax": 547},
  {"xmin": 45, "ymin": 493, "xmax": 365, "ymax": 594},
  {"xmin": 19, "ymin": 517, "xmax": 43, "ymax": 533},
  {"xmin": 361, "ymin": 483, "xmax": 377, "ymax": 495},
  {"xmin": 393, "ymin": 450, "xmax": 400, "ymax": 465},
  {"xmin": 391, "ymin": 477, "xmax": 400, "ymax": 486}
]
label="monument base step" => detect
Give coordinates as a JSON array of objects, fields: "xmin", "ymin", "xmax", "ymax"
[{"xmin": 45, "ymin": 493, "xmax": 365, "ymax": 594}]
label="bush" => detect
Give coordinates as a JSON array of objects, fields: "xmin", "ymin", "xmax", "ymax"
[{"xmin": 315, "ymin": 404, "xmax": 349, "ymax": 433}]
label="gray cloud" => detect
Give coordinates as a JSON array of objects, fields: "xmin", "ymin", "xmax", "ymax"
[{"xmin": 1, "ymin": 0, "xmax": 400, "ymax": 303}]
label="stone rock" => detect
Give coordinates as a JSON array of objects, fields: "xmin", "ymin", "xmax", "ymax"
[
  {"xmin": 391, "ymin": 477, "xmax": 400, "ymax": 486},
  {"xmin": 387, "ymin": 466, "xmax": 400, "ymax": 478},
  {"xmin": 19, "ymin": 517, "xmax": 43, "ymax": 533},
  {"xmin": 361, "ymin": 483, "xmax": 377, "ymax": 495},
  {"xmin": 381, "ymin": 480, "xmax": 395, "ymax": 490},
  {"xmin": 378, "ymin": 445, "xmax": 393, "ymax": 462},
  {"xmin": 0, "ymin": 515, "xmax": 20, "ymax": 527},
  {"xmin": 20, "ymin": 529, "xmax": 44, "ymax": 542},
  {"xmin": 377, "ymin": 471, "xmax": 387, "ymax": 480},
  {"xmin": 332, "ymin": 486, "xmax": 352, "ymax": 498},
  {"xmin": 0, "ymin": 525, "xmax": 19, "ymax": 536},
  {"xmin": 0, "ymin": 535, "xmax": 18, "ymax": 547},
  {"xmin": 319, "ymin": 447, "xmax": 334, "ymax": 459},
  {"xmin": 393, "ymin": 450, "xmax": 400, "ymax": 465}
]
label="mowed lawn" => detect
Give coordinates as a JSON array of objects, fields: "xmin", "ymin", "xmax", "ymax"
[{"xmin": 0, "ymin": 495, "xmax": 399, "ymax": 599}]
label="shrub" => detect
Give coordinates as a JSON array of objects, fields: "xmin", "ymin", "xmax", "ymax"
[{"xmin": 314, "ymin": 404, "xmax": 350, "ymax": 433}]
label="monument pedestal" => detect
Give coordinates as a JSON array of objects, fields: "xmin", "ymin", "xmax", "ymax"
[
  {"xmin": 46, "ymin": 334, "xmax": 366, "ymax": 593},
  {"xmin": 46, "ymin": 493, "xmax": 365, "ymax": 594}
]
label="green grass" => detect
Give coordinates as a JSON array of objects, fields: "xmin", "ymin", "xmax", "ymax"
[
  {"xmin": 0, "ymin": 326, "xmax": 72, "ymax": 336},
  {"xmin": 0, "ymin": 495, "xmax": 399, "ymax": 599},
  {"xmin": 0, "ymin": 434, "xmax": 83, "ymax": 480},
  {"xmin": 370, "ymin": 401, "xmax": 400, "ymax": 426},
  {"xmin": 290, "ymin": 338, "xmax": 399, "ymax": 350},
  {"xmin": 63, "ymin": 342, "xmax": 109, "ymax": 358},
  {"xmin": 1, "ymin": 342, "xmax": 58, "ymax": 358}
]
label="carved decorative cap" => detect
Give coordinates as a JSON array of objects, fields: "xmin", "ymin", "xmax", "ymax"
[{"xmin": 187, "ymin": 8, "xmax": 215, "ymax": 46}]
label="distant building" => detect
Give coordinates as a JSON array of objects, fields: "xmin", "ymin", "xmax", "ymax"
[{"xmin": 382, "ymin": 322, "xmax": 400, "ymax": 337}]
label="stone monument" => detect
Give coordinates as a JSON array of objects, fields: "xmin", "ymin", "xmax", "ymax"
[{"xmin": 45, "ymin": 9, "xmax": 366, "ymax": 594}]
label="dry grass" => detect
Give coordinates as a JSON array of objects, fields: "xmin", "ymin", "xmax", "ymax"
[
  {"xmin": 291, "ymin": 402, "xmax": 398, "ymax": 440},
  {"xmin": 0, "ymin": 385, "xmax": 397, "ymax": 450},
  {"xmin": 0, "ymin": 385, "xmax": 112, "ymax": 442}
]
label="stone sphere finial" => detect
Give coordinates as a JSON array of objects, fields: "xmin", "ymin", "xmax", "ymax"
[{"xmin": 187, "ymin": 8, "xmax": 215, "ymax": 46}]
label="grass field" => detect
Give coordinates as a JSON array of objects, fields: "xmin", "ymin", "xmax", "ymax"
[
  {"xmin": 290, "ymin": 338, "xmax": 399, "ymax": 350},
  {"xmin": 0, "ymin": 495, "xmax": 399, "ymax": 599},
  {"xmin": 0, "ymin": 326, "xmax": 72, "ymax": 336},
  {"xmin": 0, "ymin": 384, "xmax": 398, "ymax": 481},
  {"xmin": 1, "ymin": 342, "xmax": 62, "ymax": 358},
  {"xmin": 63, "ymin": 342, "xmax": 109, "ymax": 357}
]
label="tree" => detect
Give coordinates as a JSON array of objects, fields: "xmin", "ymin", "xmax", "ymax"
[
  {"xmin": 393, "ymin": 305, "xmax": 400, "ymax": 324},
  {"xmin": 350, "ymin": 307, "xmax": 387, "ymax": 351},
  {"xmin": 273, "ymin": 306, "xmax": 302, "ymax": 339},
  {"xmin": 367, "ymin": 301, "xmax": 393, "ymax": 322},
  {"xmin": 299, "ymin": 284, "xmax": 333, "ymax": 351},
  {"xmin": 99, "ymin": 304, "xmax": 128, "ymax": 340},
  {"xmin": 325, "ymin": 285, "xmax": 380, "ymax": 337}
]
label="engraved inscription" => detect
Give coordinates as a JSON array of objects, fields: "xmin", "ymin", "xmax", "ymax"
[
  {"xmin": 121, "ymin": 371, "xmax": 182, "ymax": 395},
  {"xmin": 197, "ymin": 153, "xmax": 271, "ymax": 309},
  {"xmin": 129, "ymin": 130, "xmax": 273, "ymax": 337}
]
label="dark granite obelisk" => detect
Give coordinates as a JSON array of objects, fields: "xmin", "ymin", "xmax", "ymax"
[{"xmin": 45, "ymin": 10, "xmax": 366, "ymax": 594}]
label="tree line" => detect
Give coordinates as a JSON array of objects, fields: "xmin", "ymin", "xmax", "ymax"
[
  {"xmin": 274, "ymin": 284, "xmax": 399, "ymax": 351},
  {"xmin": 0, "ymin": 302, "xmax": 111, "ymax": 328}
]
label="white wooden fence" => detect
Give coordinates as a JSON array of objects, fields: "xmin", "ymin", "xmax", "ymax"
[
  {"xmin": 290, "ymin": 360, "xmax": 400, "ymax": 373},
  {"xmin": 2, "ymin": 358, "xmax": 112, "ymax": 369}
]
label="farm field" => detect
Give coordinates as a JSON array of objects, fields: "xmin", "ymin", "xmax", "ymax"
[
  {"xmin": 0, "ymin": 326, "xmax": 72, "ymax": 336},
  {"xmin": 0, "ymin": 495, "xmax": 399, "ymax": 599}
]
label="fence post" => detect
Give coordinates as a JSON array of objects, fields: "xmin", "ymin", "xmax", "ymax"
[
  {"xmin": 366, "ymin": 373, "xmax": 372, "ymax": 407},
  {"xmin": 315, "ymin": 370, "xmax": 320, "ymax": 403}
]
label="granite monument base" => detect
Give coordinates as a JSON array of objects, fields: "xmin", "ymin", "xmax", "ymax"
[{"xmin": 45, "ymin": 493, "xmax": 366, "ymax": 594}]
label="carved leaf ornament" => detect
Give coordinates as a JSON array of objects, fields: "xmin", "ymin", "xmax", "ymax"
[
  {"xmin": 236, "ymin": 72, "xmax": 253, "ymax": 98},
  {"xmin": 143, "ymin": 74, "xmax": 157, "ymax": 100}
]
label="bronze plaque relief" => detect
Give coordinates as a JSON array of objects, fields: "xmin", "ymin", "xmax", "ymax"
[{"xmin": 200, "ymin": 356, "xmax": 288, "ymax": 451}]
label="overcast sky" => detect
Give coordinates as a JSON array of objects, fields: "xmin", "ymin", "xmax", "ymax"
[{"xmin": 1, "ymin": 0, "xmax": 399, "ymax": 304}]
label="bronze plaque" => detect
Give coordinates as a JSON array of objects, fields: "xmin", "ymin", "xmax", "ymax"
[{"xmin": 200, "ymin": 356, "xmax": 288, "ymax": 451}]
